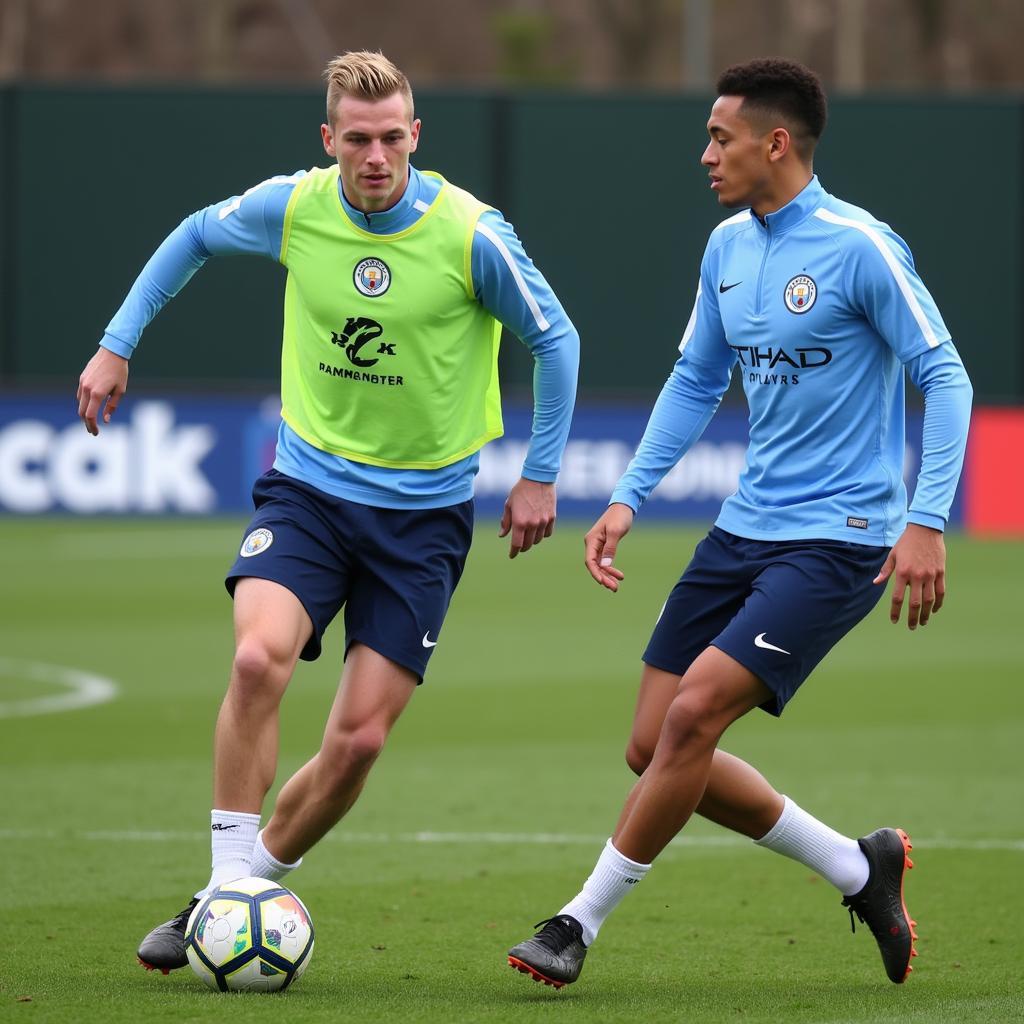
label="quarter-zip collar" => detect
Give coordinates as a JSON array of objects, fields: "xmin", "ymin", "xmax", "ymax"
[{"xmin": 752, "ymin": 175, "xmax": 825, "ymax": 236}]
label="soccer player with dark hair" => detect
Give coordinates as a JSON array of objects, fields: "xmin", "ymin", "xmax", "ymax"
[
  {"xmin": 77, "ymin": 50, "xmax": 579, "ymax": 974},
  {"xmin": 508, "ymin": 57, "xmax": 971, "ymax": 988}
]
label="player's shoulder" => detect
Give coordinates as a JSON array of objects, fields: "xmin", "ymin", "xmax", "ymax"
[
  {"xmin": 703, "ymin": 209, "xmax": 755, "ymax": 260},
  {"xmin": 291, "ymin": 165, "xmax": 336, "ymax": 194},
  {"xmin": 709, "ymin": 209, "xmax": 754, "ymax": 241},
  {"xmin": 810, "ymin": 193, "xmax": 908, "ymax": 257},
  {"xmin": 209, "ymin": 169, "xmax": 310, "ymax": 224},
  {"xmin": 427, "ymin": 172, "xmax": 496, "ymax": 221},
  {"xmin": 247, "ymin": 168, "xmax": 313, "ymax": 195}
]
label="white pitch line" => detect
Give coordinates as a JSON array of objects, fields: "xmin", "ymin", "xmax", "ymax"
[
  {"xmin": 0, "ymin": 828, "xmax": 1020, "ymax": 852},
  {"xmin": 0, "ymin": 658, "xmax": 118, "ymax": 718}
]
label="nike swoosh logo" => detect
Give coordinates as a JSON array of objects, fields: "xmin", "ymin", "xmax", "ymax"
[
  {"xmin": 211, "ymin": 823, "xmax": 240, "ymax": 831},
  {"xmin": 754, "ymin": 632, "xmax": 791, "ymax": 655},
  {"xmin": 719, "ymin": 280, "xmax": 742, "ymax": 293},
  {"xmin": 422, "ymin": 632, "xmax": 438, "ymax": 648}
]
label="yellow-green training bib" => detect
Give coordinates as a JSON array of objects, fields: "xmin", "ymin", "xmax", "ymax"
[{"xmin": 279, "ymin": 166, "xmax": 503, "ymax": 470}]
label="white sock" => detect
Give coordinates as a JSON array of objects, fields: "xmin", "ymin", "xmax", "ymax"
[
  {"xmin": 558, "ymin": 839, "xmax": 651, "ymax": 946},
  {"xmin": 196, "ymin": 809, "xmax": 260, "ymax": 898},
  {"xmin": 754, "ymin": 796, "xmax": 869, "ymax": 895},
  {"xmin": 249, "ymin": 829, "xmax": 302, "ymax": 882}
]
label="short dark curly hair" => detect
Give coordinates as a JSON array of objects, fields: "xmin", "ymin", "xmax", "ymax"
[{"xmin": 716, "ymin": 58, "xmax": 827, "ymax": 154}]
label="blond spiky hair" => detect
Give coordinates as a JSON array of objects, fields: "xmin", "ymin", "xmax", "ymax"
[{"xmin": 323, "ymin": 51, "xmax": 414, "ymax": 123}]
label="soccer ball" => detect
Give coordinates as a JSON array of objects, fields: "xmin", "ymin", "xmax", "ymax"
[{"xmin": 185, "ymin": 876, "xmax": 314, "ymax": 992}]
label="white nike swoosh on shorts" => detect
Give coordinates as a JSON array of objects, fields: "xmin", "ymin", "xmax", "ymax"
[
  {"xmin": 422, "ymin": 632, "xmax": 438, "ymax": 648},
  {"xmin": 754, "ymin": 632, "xmax": 791, "ymax": 655}
]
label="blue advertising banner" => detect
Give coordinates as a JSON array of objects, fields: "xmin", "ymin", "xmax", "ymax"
[
  {"xmin": 479, "ymin": 405, "xmax": 749, "ymax": 522},
  {"xmin": 0, "ymin": 395, "xmax": 954, "ymax": 526},
  {"xmin": 0, "ymin": 396, "xmax": 276, "ymax": 514}
]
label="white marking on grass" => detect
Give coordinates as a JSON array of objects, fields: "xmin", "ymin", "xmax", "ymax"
[
  {"xmin": 0, "ymin": 659, "xmax": 118, "ymax": 718},
  {"xmin": 0, "ymin": 828, "xmax": 1020, "ymax": 852}
]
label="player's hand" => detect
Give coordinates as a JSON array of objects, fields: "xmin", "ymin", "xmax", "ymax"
[
  {"xmin": 77, "ymin": 347, "xmax": 129, "ymax": 436},
  {"xmin": 499, "ymin": 478, "xmax": 556, "ymax": 559},
  {"xmin": 584, "ymin": 503, "xmax": 633, "ymax": 592},
  {"xmin": 873, "ymin": 523, "xmax": 946, "ymax": 630}
]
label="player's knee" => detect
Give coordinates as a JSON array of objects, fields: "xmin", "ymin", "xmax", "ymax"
[
  {"xmin": 346, "ymin": 725, "xmax": 388, "ymax": 768},
  {"xmin": 230, "ymin": 638, "xmax": 292, "ymax": 698},
  {"xmin": 323, "ymin": 723, "xmax": 388, "ymax": 780},
  {"xmin": 625, "ymin": 737, "xmax": 654, "ymax": 776},
  {"xmin": 661, "ymin": 690, "xmax": 722, "ymax": 751}
]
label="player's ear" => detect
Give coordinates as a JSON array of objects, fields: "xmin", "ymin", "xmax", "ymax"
[
  {"xmin": 408, "ymin": 118, "xmax": 421, "ymax": 153},
  {"xmin": 321, "ymin": 122, "xmax": 336, "ymax": 157},
  {"xmin": 767, "ymin": 127, "xmax": 791, "ymax": 163}
]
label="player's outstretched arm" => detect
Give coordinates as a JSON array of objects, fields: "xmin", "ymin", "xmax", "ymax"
[
  {"xmin": 77, "ymin": 347, "xmax": 129, "ymax": 436},
  {"xmin": 873, "ymin": 523, "xmax": 946, "ymax": 630},
  {"xmin": 499, "ymin": 478, "xmax": 556, "ymax": 559},
  {"xmin": 584, "ymin": 503, "xmax": 633, "ymax": 592},
  {"xmin": 75, "ymin": 175, "xmax": 302, "ymax": 440}
]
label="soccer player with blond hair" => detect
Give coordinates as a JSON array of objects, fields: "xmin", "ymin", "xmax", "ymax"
[{"xmin": 78, "ymin": 50, "xmax": 579, "ymax": 973}]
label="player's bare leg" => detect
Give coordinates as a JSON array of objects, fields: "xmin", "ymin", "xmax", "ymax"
[
  {"xmin": 619, "ymin": 664, "xmax": 784, "ymax": 838},
  {"xmin": 612, "ymin": 648, "xmax": 771, "ymax": 863},
  {"xmin": 630, "ymin": 661, "xmax": 916, "ymax": 978},
  {"xmin": 509, "ymin": 650, "xmax": 767, "ymax": 987},
  {"xmin": 261, "ymin": 643, "xmax": 417, "ymax": 864},
  {"xmin": 585, "ymin": 658, "xmax": 916, "ymax": 984},
  {"xmin": 213, "ymin": 578, "xmax": 313, "ymax": 812},
  {"xmin": 138, "ymin": 578, "xmax": 311, "ymax": 974}
]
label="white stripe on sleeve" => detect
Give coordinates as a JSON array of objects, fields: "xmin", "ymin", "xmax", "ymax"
[
  {"xmin": 475, "ymin": 221, "xmax": 551, "ymax": 332},
  {"xmin": 217, "ymin": 172, "xmax": 305, "ymax": 220},
  {"xmin": 712, "ymin": 209, "xmax": 752, "ymax": 233},
  {"xmin": 679, "ymin": 283, "xmax": 701, "ymax": 353},
  {"xmin": 814, "ymin": 207, "xmax": 940, "ymax": 349}
]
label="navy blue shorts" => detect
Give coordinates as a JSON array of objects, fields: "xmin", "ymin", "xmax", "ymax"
[
  {"xmin": 225, "ymin": 470, "xmax": 474, "ymax": 680},
  {"xmin": 643, "ymin": 527, "xmax": 888, "ymax": 716}
]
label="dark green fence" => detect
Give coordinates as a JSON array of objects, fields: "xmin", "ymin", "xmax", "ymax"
[{"xmin": 1, "ymin": 85, "xmax": 1020, "ymax": 401}]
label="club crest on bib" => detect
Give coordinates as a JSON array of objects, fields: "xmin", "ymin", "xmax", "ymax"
[
  {"xmin": 353, "ymin": 257, "xmax": 391, "ymax": 297},
  {"xmin": 240, "ymin": 528, "xmax": 274, "ymax": 558},
  {"xmin": 784, "ymin": 274, "xmax": 817, "ymax": 314}
]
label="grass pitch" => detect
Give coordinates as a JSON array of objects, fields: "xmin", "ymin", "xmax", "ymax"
[{"xmin": 1, "ymin": 518, "xmax": 1021, "ymax": 1023}]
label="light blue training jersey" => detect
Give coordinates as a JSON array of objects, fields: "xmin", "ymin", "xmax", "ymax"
[
  {"xmin": 610, "ymin": 176, "xmax": 972, "ymax": 546},
  {"xmin": 99, "ymin": 166, "xmax": 579, "ymax": 509}
]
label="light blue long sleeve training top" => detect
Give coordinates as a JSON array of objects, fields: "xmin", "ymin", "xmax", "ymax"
[
  {"xmin": 99, "ymin": 166, "xmax": 580, "ymax": 510},
  {"xmin": 610, "ymin": 176, "xmax": 972, "ymax": 546}
]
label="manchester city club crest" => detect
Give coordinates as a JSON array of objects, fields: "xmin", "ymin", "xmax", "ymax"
[
  {"xmin": 784, "ymin": 274, "xmax": 817, "ymax": 314},
  {"xmin": 240, "ymin": 528, "xmax": 274, "ymax": 558},
  {"xmin": 353, "ymin": 257, "xmax": 391, "ymax": 297}
]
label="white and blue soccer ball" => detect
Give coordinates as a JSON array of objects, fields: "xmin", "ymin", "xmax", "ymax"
[{"xmin": 185, "ymin": 876, "xmax": 314, "ymax": 992}]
